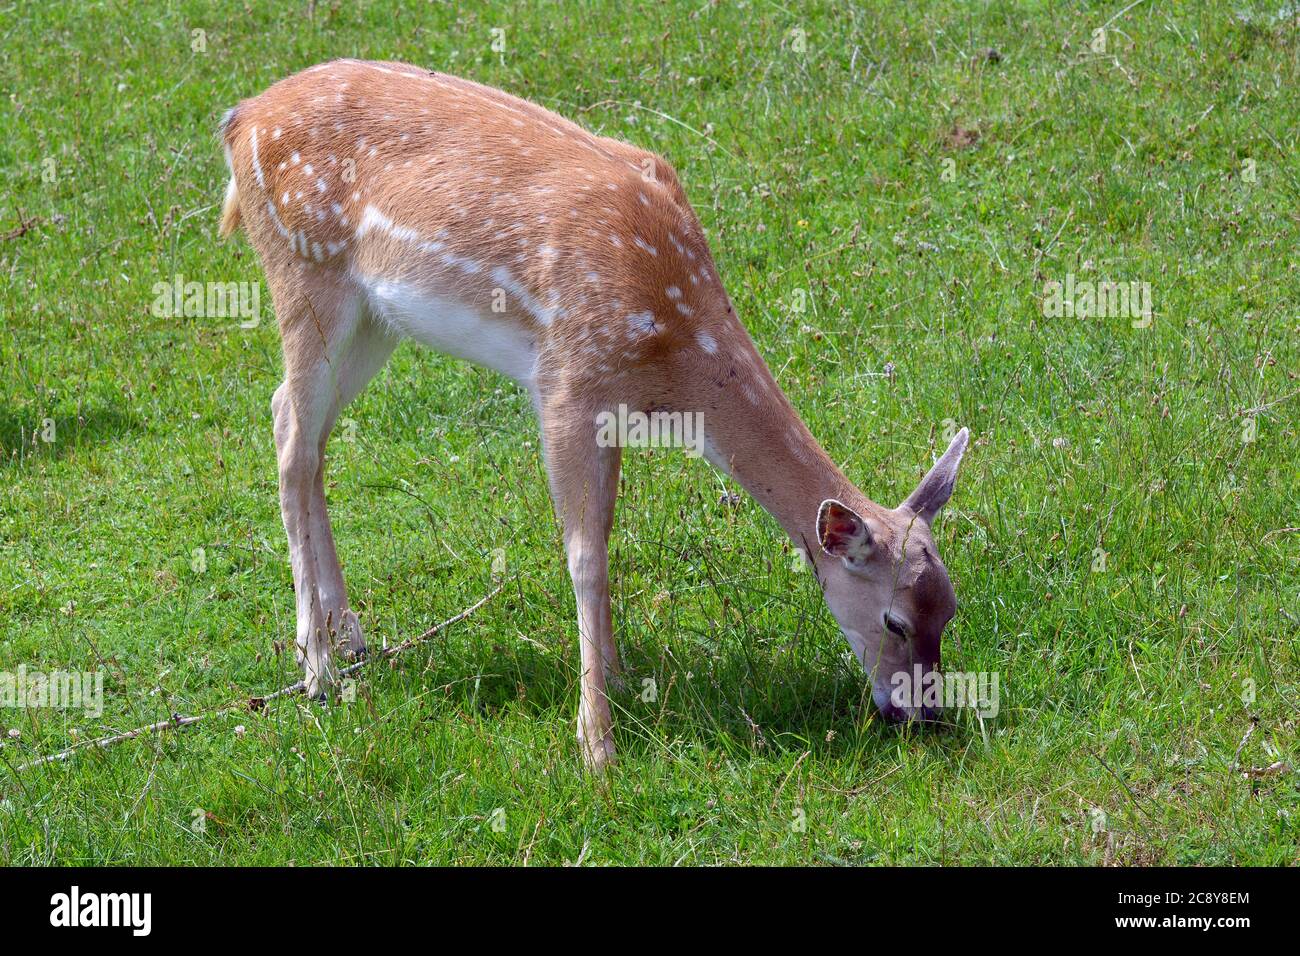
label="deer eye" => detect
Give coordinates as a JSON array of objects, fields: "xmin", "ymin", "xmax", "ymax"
[{"xmin": 883, "ymin": 614, "xmax": 909, "ymax": 639}]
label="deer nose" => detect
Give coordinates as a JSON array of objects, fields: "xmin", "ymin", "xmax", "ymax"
[{"xmin": 878, "ymin": 700, "xmax": 942, "ymax": 725}]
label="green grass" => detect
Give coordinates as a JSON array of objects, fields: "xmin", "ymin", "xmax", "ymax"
[{"xmin": 1, "ymin": 0, "xmax": 1297, "ymax": 865}]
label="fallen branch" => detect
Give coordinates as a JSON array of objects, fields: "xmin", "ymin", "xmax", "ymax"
[
  {"xmin": 8, "ymin": 586, "xmax": 502, "ymax": 774},
  {"xmin": 2, "ymin": 207, "xmax": 44, "ymax": 242},
  {"xmin": 1242, "ymin": 761, "xmax": 1290, "ymax": 779}
]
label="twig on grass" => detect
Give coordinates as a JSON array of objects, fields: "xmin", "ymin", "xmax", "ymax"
[
  {"xmin": 1242, "ymin": 761, "xmax": 1289, "ymax": 779},
  {"xmin": 2, "ymin": 207, "xmax": 44, "ymax": 242},
  {"xmin": 6, "ymin": 586, "xmax": 502, "ymax": 774}
]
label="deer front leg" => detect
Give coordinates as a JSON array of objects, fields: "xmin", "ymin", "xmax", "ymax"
[
  {"xmin": 567, "ymin": 534, "xmax": 616, "ymax": 771},
  {"xmin": 541, "ymin": 402, "xmax": 623, "ymax": 772}
]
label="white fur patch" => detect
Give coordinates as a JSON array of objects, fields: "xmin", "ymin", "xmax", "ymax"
[
  {"xmin": 249, "ymin": 127, "xmax": 265, "ymax": 188},
  {"xmin": 362, "ymin": 278, "xmax": 538, "ymax": 389},
  {"xmin": 627, "ymin": 310, "xmax": 658, "ymax": 336}
]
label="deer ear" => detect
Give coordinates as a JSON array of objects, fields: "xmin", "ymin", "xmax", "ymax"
[
  {"xmin": 817, "ymin": 499, "xmax": 875, "ymax": 567},
  {"xmin": 902, "ymin": 427, "xmax": 969, "ymax": 522}
]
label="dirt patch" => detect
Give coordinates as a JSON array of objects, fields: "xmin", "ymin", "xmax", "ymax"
[{"xmin": 945, "ymin": 124, "xmax": 981, "ymax": 150}]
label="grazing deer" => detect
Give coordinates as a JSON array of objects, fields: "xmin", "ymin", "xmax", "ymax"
[{"xmin": 217, "ymin": 59, "xmax": 969, "ymax": 770}]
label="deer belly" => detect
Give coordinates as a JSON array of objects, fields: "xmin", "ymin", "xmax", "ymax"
[{"xmin": 361, "ymin": 277, "xmax": 538, "ymax": 389}]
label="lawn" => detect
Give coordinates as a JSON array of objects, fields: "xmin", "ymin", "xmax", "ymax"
[{"xmin": 0, "ymin": 0, "xmax": 1296, "ymax": 864}]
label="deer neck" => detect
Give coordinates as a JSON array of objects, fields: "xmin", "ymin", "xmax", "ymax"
[{"xmin": 699, "ymin": 343, "xmax": 866, "ymax": 560}]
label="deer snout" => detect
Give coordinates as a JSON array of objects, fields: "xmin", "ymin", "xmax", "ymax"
[
  {"xmin": 877, "ymin": 698, "xmax": 942, "ymax": 725},
  {"xmin": 874, "ymin": 661, "xmax": 943, "ymax": 726}
]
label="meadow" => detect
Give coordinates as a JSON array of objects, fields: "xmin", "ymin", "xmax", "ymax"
[{"xmin": 0, "ymin": 0, "xmax": 1296, "ymax": 864}]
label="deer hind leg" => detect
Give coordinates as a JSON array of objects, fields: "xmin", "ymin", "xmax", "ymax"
[
  {"xmin": 538, "ymin": 393, "xmax": 623, "ymax": 771},
  {"xmin": 270, "ymin": 274, "xmax": 397, "ymax": 698}
]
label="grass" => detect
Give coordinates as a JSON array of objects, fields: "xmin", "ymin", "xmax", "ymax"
[{"xmin": 0, "ymin": 0, "xmax": 1297, "ymax": 865}]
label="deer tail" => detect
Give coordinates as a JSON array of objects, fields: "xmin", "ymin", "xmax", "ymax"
[{"xmin": 218, "ymin": 106, "xmax": 242, "ymax": 238}]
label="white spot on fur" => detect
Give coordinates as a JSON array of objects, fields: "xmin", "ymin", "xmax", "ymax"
[
  {"xmin": 249, "ymin": 127, "xmax": 266, "ymax": 188},
  {"xmin": 491, "ymin": 266, "xmax": 560, "ymax": 326},
  {"xmin": 265, "ymin": 201, "xmax": 290, "ymax": 240},
  {"xmin": 627, "ymin": 311, "xmax": 658, "ymax": 335}
]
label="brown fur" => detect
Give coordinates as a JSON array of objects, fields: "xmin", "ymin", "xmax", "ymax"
[{"xmin": 218, "ymin": 59, "xmax": 967, "ymax": 770}]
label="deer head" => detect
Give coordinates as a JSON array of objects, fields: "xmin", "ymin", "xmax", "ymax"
[{"xmin": 816, "ymin": 428, "xmax": 969, "ymax": 724}]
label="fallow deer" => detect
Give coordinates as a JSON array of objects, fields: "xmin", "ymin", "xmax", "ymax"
[{"xmin": 217, "ymin": 59, "xmax": 969, "ymax": 770}]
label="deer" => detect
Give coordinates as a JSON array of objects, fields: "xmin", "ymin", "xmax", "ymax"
[{"xmin": 216, "ymin": 59, "xmax": 970, "ymax": 771}]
